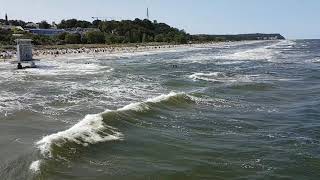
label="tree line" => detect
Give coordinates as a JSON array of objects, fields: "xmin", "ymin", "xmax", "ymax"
[
  {"xmin": 0, "ymin": 18, "xmax": 190, "ymax": 45},
  {"xmin": 0, "ymin": 18, "xmax": 285, "ymax": 46}
]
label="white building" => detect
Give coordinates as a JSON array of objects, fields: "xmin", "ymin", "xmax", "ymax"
[{"xmin": 25, "ymin": 22, "xmax": 39, "ymax": 29}]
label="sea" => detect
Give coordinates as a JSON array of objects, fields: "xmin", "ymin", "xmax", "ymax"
[{"xmin": 0, "ymin": 40, "xmax": 320, "ymax": 180}]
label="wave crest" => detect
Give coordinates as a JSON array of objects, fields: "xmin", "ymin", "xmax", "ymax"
[
  {"xmin": 36, "ymin": 113, "xmax": 122, "ymax": 158},
  {"xmin": 35, "ymin": 92, "xmax": 191, "ymax": 158}
]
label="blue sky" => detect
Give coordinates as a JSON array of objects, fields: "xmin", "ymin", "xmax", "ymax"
[{"xmin": 0, "ymin": 0, "xmax": 319, "ymax": 39}]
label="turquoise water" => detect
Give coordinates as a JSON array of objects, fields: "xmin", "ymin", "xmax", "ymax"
[{"xmin": 0, "ymin": 40, "xmax": 320, "ymax": 179}]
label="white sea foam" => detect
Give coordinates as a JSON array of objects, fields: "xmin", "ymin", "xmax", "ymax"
[
  {"xmin": 0, "ymin": 58, "xmax": 109, "ymax": 78},
  {"xmin": 36, "ymin": 113, "xmax": 122, "ymax": 157},
  {"xmin": 24, "ymin": 61, "xmax": 107, "ymax": 76},
  {"xmin": 189, "ymin": 72, "xmax": 227, "ymax": 82},
  {"xmin": 220, "ymin": 46, "xmax": 275, "ymax": 61},
  {"xmin": 215, "ymin": 60, "xmax": 246, "ymax": 65},
  {"xmin": 29, "ymin": 160, "xmax": 42, "ymax": 173},
  {"xmin": 0, "ymin": 91, "xmax": 34, "ymax": 115},
  {"xmin": 176, "ymin": 41, "xmax": 290, "ymax": 64},
  {"xmin": 271, "ymin": 40, "xmax": 297, "ymax": 48},
  {"xmin": 312, "ymin": 58, "xmax": 320, "ymax": 63},
  {"xmin": 189, "ymin": 72, "xmax": 255, "ymax": 83},
  {"xmin": 188, "ymin": 72, "xmax": 280, "ymax": 83},
  {"xmin": 217, "ymin": 40, "xmax": 296, "ymax": 61}
]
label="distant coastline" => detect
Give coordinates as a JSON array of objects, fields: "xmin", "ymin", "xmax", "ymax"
[{"xmin": 1, "ymin": 17, "xmax": 284, "ymax": 50}]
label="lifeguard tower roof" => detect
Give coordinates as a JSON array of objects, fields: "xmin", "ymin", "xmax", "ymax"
[
  {"xmin": 15, "ymin": 39, "xmax": 33, "ymax": 44},
  {"xmin": 15, "ymin": 39, "xmax": 33, "ymax": 42}
]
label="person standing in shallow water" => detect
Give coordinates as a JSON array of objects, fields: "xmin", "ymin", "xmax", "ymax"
[{"xmin": 17, "ymin": 63, "xmax": 23, "ymax": 69}]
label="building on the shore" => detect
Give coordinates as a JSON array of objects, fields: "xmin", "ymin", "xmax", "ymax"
[
  {"xmin": 29, "ymin": 29, "xmax": 65, "ymax": 36},
  {"xmin": 12, "ymin": 26, "xmax": 25, "ymax": 37},
  {"xmin": 14, "ymin": 26, "xmax": 24, "ymax": 31},
  {"xmin": 0, "ymin": 25, "xmax": 19, "ymax": 30},
  {"xmin": 25, "ymin": 22, "xmax": 39, "ymax": 29},
  {"xmin": 0, "ymin": 25, "xmax": 12, "ymax": 30},
  {"xmin": 27, "ymin": 27, "xmax": 99, "ymax": 36},
  {"xmin": 66, "ymin": 27, "xmax": 100, "ymax": 35}
]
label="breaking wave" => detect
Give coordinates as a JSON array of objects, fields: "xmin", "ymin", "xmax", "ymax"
[
  {"xmin": 36, "ymin": 113, "xmax": 122, "ymax": 158},
  {"xmin": 217, "ymin": 40, "xmax": 295, "ymax": 61},
  {"xmin": 35, "ymin": 92, "xmax": 193, "ymax": 159},
  {"xmin": 219, "ymin": 46, "xmax": 275, "ymax": 61}
]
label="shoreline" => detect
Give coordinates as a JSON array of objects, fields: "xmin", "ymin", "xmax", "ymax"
[
  {"xmin": 33, "ymin": 43, "xmax": 195, "ymax": 60},
  {"xmin": 0, "ymin": 42, "xmax": 214, "ymax": 61},
  {"xmin": 0, "ymin": 42, "xmax": 191, "ymax": 60},
  {"xmin": 0, "ymin": 40, "xmax": 274, "ymax": 61}
]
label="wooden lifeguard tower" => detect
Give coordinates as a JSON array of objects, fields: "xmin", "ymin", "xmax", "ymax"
[{"xmin": 13, "ymin": 39, "xmax": 38, "ymax": 69}]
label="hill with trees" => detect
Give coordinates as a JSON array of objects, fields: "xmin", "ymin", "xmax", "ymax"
[{"xmin": 0, "ymin": 18, "xmax": 285, "ymax": 47}]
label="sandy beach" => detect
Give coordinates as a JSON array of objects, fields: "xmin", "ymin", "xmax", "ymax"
[
  {"xmin": 1, "ymin": 41, "xmax": 260, "ymax": 62},
  {"xmin": 0, "ymin": 43, "xmax": 204, "ymax": 60}
]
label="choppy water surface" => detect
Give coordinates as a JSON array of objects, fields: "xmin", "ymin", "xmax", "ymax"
[{"xmin": 1, "ymin": 40, "xmax": 320, "ymax": 180}]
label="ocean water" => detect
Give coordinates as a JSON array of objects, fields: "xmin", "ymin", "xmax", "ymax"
[{"xmin": 0, "ymin": 40, "xmax": 320, "ymax": 180}]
